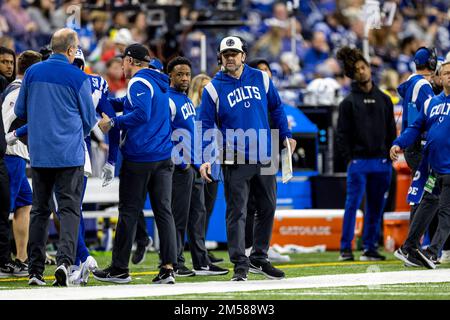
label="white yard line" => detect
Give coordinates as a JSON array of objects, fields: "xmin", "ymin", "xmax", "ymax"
[{"xmin": 1, "ymin": 269, "xmax": 450, "ymax": 300}]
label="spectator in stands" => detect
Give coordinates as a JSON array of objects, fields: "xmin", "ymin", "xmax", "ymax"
[
  {"xmin": 105, "ymin": 57, "xmax": 127, "ymax": 96},
  {"xmin": 336, "ymin": 47, "xmax": 396, "ymax": 262},
  {"xmin": 1, "ymin": 0, "xmax": 38, "ymax": 51},
  {"xmin": 27, "ymin": 0, "xmax": 56, "ymax": 37},
  {"xmin": 130, "ymin": 12, "xmax": 148, "ymax": 44},
  {"xmin": 302, "ymin": 31, "xmax": 330, "ymax": 82},
  {"xmin": 0, "ymin": 46, "xmax": 15, "ymax": 93},
  {"xmin": 109, "ymin": 11, "xmax": 129, "ymax": 35},
  {"xmin": 397, "ymin": 35, "xmax": 418, "ymax": 78}
]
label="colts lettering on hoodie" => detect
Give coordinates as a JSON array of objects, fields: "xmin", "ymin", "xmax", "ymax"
[
  {"xmin": 430, "ymin": 103, "xmax": 450, "ymax": 118},
  {"xmin": 181, "ymin": 101, "xmax": 196, "ymax": 120},
  {"xmin": 227, "ymin": 86, "xmax": 261, "ymax": 108}
]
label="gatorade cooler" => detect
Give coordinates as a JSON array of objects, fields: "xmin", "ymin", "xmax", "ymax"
[
  {"xmin": 270, "ymin": 209, "xmax": 363, "ymax": 250},
  {"xmin": 383, "ymin": 211, "xmax": 410, "ymax": 252}
]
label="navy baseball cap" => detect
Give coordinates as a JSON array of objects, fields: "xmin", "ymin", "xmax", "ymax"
[
  {"xmin": 414, "ymin": 47, "xmax": 433, "ymax": 66},
  {"xmin": 121, "ymin": 43, "xmax": 151, "ymax": 62}
]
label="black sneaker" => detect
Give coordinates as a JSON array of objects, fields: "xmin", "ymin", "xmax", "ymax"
[
  {"xmin": 14, "ymin": 259, "xmax": 28, "ymax": 277},
  {"xmin": 53, "ymin": 263, "xmax": 69, "ymax": 287},
  {"xmin": 249, "ymin": 260, "xmax": 285, "ymax": 280},
  {"xmin": 28, "ymin": 273, "xmax": 46, "ymax": 286},
  {"xmin": 208, "ymin": 251, "xmax": 224, "ymax": 264},
  {"xmin": 152, "ymin": 267, "xmax": 175, "ymax": 284},
  {"xmin": 394, "ymin": 246, "xmax": 424, "ymax": 267},
  {"xmin": 360, "ymin": 250, "xmax": 386, "ymax": 261},
  {"xmin": 231, "ymin": 269, "xmax": 247, "ymax": 281},
  {"xmin": 339, "ymin": 250, "xmax": 354, "ymax": 261},
  {"xmin": 93, "ymin": 265, "xmax": 131, "ymax": 284},
  {"xmin": 194, "ymin": 264, "xmax": 229, "ymax": 276},
  {"xmin": 0, "ymin": 260, "xmax": 27, "ymax": 277},
  {"xmin": 416, "ymin": 248, "xmax": 437, "ymax": 269},
  {"xmin": 174, "ymin": 265, "xmax": 195, "ymax": 277},
  {"xmin": 131, "ymin": 237, "xmax": 152, "ymax": 265}
]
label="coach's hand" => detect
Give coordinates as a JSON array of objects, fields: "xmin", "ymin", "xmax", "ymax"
[
  {"xmin": 390, "ymin": 145, "xmax": 401, "ymax": 162},
  {"xmin": 98, "ymin": 113, "xmax": 112, "ymax": 133},
  {"xmin": 284, "ymin": 138, "xmax": 297, "ymax": 155},
  {"xmin": 200, "ymin": 162, "xmax": 213, "ymax": 183}
]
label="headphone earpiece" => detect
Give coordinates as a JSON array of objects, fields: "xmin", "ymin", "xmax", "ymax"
[{"xmin": 415, "ymin": 46, "xmax": 438, "ymax": 72}]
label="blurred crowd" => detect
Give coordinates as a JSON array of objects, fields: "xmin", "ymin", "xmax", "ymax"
[{"xmin": 0, "ymin": 0, "xmax": 450, "ymax": 106}]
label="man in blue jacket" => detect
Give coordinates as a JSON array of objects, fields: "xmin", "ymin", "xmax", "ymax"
[
  {"xmin": 199, "ymin": 36, "xmax": 296, "ymax": 281},
  {"xmin": 397, "ymin": 47, "xmax": 436, "ymax": 172},
  {"xmin": 94, "ymin": 44, "xmax": 177, "ymax": 284},
  {"xmin": 14, "ymin": 28, "xmax": 97, "ymax": 286},
  {"xmin": 391, "ymin": 60, "xmax": 450, "ymax": 270},
  {"xmin": 167, "ymin": 56, "xmax": 228, "ymax": 277}
]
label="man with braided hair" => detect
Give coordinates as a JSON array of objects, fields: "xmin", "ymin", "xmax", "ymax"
[{"xmin": 336, "ymin": 47, "xmax": 397, "ymax": 262}]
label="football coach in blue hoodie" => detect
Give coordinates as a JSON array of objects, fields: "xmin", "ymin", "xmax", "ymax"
[
  {"xmin": 199, "ymin": 36, "xmax": 296, "ymax": 281},
  {"xmin": 95, "ymin": 44, "xmax": 177, "ymax": 285},
  {"xmin": 14, "ymin": 28, "xmax": 97, "ymax": 286}
]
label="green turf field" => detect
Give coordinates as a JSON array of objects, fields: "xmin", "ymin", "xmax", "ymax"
[{"xmin": 1, "ymin": 250, "xmax": 450, "ymax": 299}]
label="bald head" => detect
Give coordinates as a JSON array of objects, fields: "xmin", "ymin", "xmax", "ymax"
[{"xmin": 51, "ymin": 28, "xmax": 79, "ymax": 63}]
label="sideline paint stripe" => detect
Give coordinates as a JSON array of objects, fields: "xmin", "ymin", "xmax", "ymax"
[
  {"xmin": 0, "ymin": 260, "xmax": 401, "ymax": 283},
  {"xmin": 0, "ymin": 269, "xmax": 449, "ymax": 300}
]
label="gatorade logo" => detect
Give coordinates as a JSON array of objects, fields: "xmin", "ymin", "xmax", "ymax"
[{"xmin": 279, "ymin": 226, "xmax": 331, "ymax": 236}]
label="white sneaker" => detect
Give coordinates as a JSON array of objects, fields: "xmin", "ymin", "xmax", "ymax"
[
  {"xmin": 440, "ymin": 250, "xmax": 450, "ymax": 263},
  {"xmin": 268, "ymin": 247, "xmax": 291, "ymax": 263},
  {"xmin": 77, "ymin": 256, "xmax": 98, "ymax": 285},
  {"xmin": 84, "ymin": 256, "xmax": 98, "ymax": 272},
  {"xmin": 69, "ymin": 266, "xmax": 83, "ymax": 286}
]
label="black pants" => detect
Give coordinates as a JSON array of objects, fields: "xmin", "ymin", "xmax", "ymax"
[
  {"xmin": 0, "ymin": 160, "xmax": 11, "ymax": 265},
  {"xmin": 428, "ymin": 212, "xmax": 450, "ymax": 250},
  {"xmin": 403, "ymin": 192, "xmax": 439, "ymax": 250},
  {"xmin": 245, "ymin": 192, "xmax": 257, "ymax": 249},
  {"xmin": 112, "ymin": 159, "xmax": 176, "ymax": 270},
  {"xmin": 172, "ymin": 167, "xmax": 210, "ymax": 268},
  {"xmin": 427, "ymin": 174, "xmax": 450, "ymax": 256},
  {"xmin": 204, "ymin": 181, "xmax": 218, "ymax": 235},
  {"xmin": 135, "ymin": 211, "xmax": 149, "ymax": 247},
  {"xmin": 222, "ymin": 164, "xmax": 276, "ymax": 272},
  {"xmin": 28, "ymin": 166, "xmax": 84, "ymax": 274}
]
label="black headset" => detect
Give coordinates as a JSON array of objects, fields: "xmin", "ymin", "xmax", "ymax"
[
  {"xmin": 217, "ymin": 36, "xmax": 248, "ymax": 66},
  {"xmin": 414, "ymin": 47, "xmax": 438, "ymax": 71}
]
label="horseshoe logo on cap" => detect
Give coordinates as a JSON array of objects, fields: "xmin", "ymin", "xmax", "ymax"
[{"xmin": 226, "ymin": 39, "xmax": 235, "ymax": 47}]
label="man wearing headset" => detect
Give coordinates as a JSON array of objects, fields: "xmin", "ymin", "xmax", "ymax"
[
  {"xmin": 199, "ymin": 36, "xmax": 296, "ymax": 281},
  {"xmin": 391, "ymin": 60, "xmax": 450, "ymax": 269},
  {"xmin": 391, "ymin": 47, "xmax": 439, "ymax": 267}
]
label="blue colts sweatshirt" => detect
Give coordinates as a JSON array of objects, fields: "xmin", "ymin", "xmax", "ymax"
[
  {"xmin": 199, "ymin": 65, "xmax": 291, "ymax": 163},
  {"xmin": 109, "ymin": 68, "xmax": 173, "ymax": 162},
  {"xmin": 169, "ymin": 87, "xmax": 199, "ymax": 169},
  {"xmin": 394, "ymin": 92, "xmax": 450, "ymax": 174}
]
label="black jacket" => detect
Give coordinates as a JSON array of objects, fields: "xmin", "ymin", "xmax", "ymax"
[
  {"xmin": 336, "ymin": 81, "xmax": 397, "ymax": 163},
  {"xmin": 0, "ymin": 106, "xmax": 6, "ymax": 159}
]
